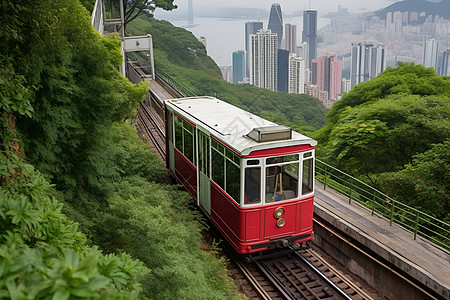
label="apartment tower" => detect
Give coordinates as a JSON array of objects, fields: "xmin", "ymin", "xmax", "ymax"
[
  {"xmin": 249, "ymin": 29, "xmax": 278, "ymax": 91},
  {"xmin": 350, "ymin": 43, "xmax": 386, "ymax": 88}
]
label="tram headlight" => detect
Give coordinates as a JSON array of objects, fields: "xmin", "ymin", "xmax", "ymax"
[
  {"xmin": 277, "ymin": 218, "xmax": 285, "ymax": 227},
  {"xmin": 274, "ymin": 207, "xmax": 285, "ymax": 219}
]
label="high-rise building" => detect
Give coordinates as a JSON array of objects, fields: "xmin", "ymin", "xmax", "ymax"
[
  {"xmin": 249, "ymin": 29, "xmax": 278, "ymax": 91},
  {"xmin": 441, "ymin": 49, "xmax": 450, "ymax": 76},
  {"xmin": 232, "ymin": 50, "xmax": 245, "ymax": 84},
  {"xmin": 277, "ymin": 49, "xmax": 289, "ymax": 92},
  {"xmin": 350, "ymin": 43, "xmax": 386, "ymax": 88},
  {"xmin": 302, "ymin": 10, "xmax": 318, "ymax": 69},
  {"xmin": 284, "ymin": 23, "xmax": 297, "ymax": 53},
  {"xmin": 288, "ymin": 54, "xmax": 305, "ymax": 94},
  {"xmin": 245, "ymin": 22, "xmax": 264, "ymax": 78},
  {"xmin": 268, "ymin": 3, "xmax": 283, "ymax": 49},
  {"xmin": 422, "ymin": 39, "xmax": 439, "ymax": 70},
  {"xmin": 311, "ymin": 53, "xmax": 342, "ymax": 103}
]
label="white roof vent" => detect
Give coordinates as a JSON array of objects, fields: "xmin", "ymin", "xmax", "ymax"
[{"xmin": 247, "ymin": 125, "xmax": 292, "ymax": 143}]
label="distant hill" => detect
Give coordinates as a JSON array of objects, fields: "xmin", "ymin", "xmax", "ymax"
[{"xmin": 375, "ymin": 0, "xmax": 450, "ymax": 20}]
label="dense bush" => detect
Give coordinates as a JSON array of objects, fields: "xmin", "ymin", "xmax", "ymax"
[{"xmin": 1, "ymin": 0, "xmax": 241, "ymax": 298}]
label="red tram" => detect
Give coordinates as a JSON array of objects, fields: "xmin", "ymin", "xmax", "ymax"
[{"xmin": 164, "ymin": 97, "xmax": 316, "ymax": 254}]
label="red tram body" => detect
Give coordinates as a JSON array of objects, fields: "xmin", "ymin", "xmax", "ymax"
[{"xmin": 164, "ymin": 97, "xmax": 316, "ymax": 254}]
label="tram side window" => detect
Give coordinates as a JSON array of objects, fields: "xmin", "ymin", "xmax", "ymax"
[
  {"xmin": 226, "ymin": 158, "xmax": 240, "ymax": 203},
  {"xmin": 302, "ymin": 158, "xmax": 313, "ymax": 195},
  {"xmin": 212, "ymin": 140, "xmax": 225, "ymax": 187},
  {"xmin": 174, "ymin": 115, "xmax": 183, "ymax": 151},
  {"xmin": 183, "ymin": 120, "xmax": 194, "ymax": 163},
  {"xmin": 245, "ymin": 167, "xmax": 261, "ymax": 204},
  {"xmin": 174, "ymin": 115, "xmax": 196, "ymax": 165},
  {"xmin": 211, "ymin": 139, "xmax": 240, "ymax": 204}
]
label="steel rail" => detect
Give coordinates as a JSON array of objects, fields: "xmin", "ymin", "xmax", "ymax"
[
  {"xmin": 255, "ymin": 260, "xmax": 296, "ymax": 300},
  {"xmin": 292, "ymin": 249, "xmax": 353, "ymax": 300}
]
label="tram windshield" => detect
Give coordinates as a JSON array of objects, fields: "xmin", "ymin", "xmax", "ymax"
[{"xmin": 265, "ymin": 155, "xmax": 299, "ymax": 203}]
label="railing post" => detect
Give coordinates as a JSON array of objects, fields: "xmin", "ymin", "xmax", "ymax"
[
  {"xmin": 389, "ymin": 199, "xmax": 395, "ymax": 226},
  {"xmin": 414, "ymin": 210, "xmax": 420, "ymax": 240},
  {"xmin": 348, "ymin": 178, "xmax": 353, "ymax": 204},
  {"xmin": 324, "ymin": 164, "xmax": 327, "ymax": 191},
  {"xmin": 371, "ymin": 190, "xmax": 376, "ymax": 216}
]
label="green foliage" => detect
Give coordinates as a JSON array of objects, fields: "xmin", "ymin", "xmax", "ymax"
[
  {"xmin": 0, "ymin": 150, "xmax": 147, "ymax": 299},
  {"xmin": 318, "ymin": 94, "xmax": 450, "ymax": 177},
  {"xmin": 126, "ymin": 15, "xmax": 328, "ymax": 133},
  {"xmin": 378, "ymin": 140, "xmax": 450, "ymax": 219},
  {"xmin": 315, "ymin": 63, "xmax": 450, "ymax": 219},
  {"xmin": 2, "ymin": 0, "xmax": 241, "ymax": 298}
]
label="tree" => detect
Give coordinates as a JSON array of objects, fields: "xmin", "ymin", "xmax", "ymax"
[
  {"xmin": 315, "ymin": 63, "xmax": 450, "ymax": 181},
  {"xmin": 378, "ymin": 140, "xmax": 450, "ymax": 219},
  {"xmin": 122, "ymin": 0, "xmax": 177, "ymax": 28}
]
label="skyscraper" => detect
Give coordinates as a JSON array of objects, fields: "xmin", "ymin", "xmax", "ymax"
[
  {"xmin": 302, "ymin": 10, "xmax": 318, "ymax": 69},
  {"xmin": 311, "ymin": 53, "xmax": 342, "ymax": 104},
  {"xmin": 288, "ymin": 54, "xmax": 305, "ymax": 94},
  {"xmin": 268, "ymin": 3, "xmax": 283, "ymax": 49},
  {"xmin": 422, "ymin": 39, "xmax": 439, "ymax": 70},
  {"xmin": 441, "ymin": 49, "xmax": 450, "ymax": 76},
  {"xmin": 277, "ymin": 49, "xmax": 289, "ymax": 92},
  {"xmin": 249, "ymin": 29, "xmax": 278, "ymax": 91},
  {"xmin": 245, "ymin": 22, "xmax": 263, "ymax": 78},
  {"xmin": 232, "ymin": 50, "xmax": 245, "ymax": 85},
  {"xmin": 284, "ymin": 23, "xmax": 297, "ymax": 53},
  {"xmin": 350, "ymin": 43, "xmax": 386, "ymax": 88}
]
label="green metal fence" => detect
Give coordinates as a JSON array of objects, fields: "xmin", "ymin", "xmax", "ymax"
[
  {"xmin": 154, "ymin": 66, "xmax": 197, "ymax": 98},
  {"xmin": 315, "ymin": 159, "xmax": 450, "ymax": 251}
]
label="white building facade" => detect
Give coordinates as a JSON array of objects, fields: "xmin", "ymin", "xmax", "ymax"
[{"xmin": 249, "ymin": 29, "xmax": 278, "ymax": 91}]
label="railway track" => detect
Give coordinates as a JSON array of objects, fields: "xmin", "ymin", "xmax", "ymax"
[
  {"xmin": 228, "ymin": 246, "xmax": 373, "ymax": 300},
  {"xmin": 136, "ymin": 102, "xmax": 166, "ymax": 159}
]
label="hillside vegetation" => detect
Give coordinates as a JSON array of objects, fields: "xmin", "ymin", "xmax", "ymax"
[
  {"xmin": 126, "ymin": 14, "xmax": 328, "ymax": 134},
  {"xmin": 1, "ymin": 0, "xmax": 240, "ymax": 298},
  {"xmin": 315, "ymin": 63, "xmax": 450, "ymax": 220}
]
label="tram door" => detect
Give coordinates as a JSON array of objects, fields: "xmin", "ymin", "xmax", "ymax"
[{"xmin": 197, "ymin": 130, "xmax": 211, "ymax": 215}]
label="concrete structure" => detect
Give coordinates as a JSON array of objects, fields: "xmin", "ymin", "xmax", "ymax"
[
  {"xmin": 284, "ymin": 23, "xmax": 297, "ymax": 53},
  {"xmin": 314, "ymin": 181, "xmax": 450, "ymax": 300},
  {"xmin": 277, "ymin": 49, "xmax": 289, "ymax": 92},
  {"xmin": 312, "ymin": 53, "xmax": 342, "ymax": 103},
  {"xmin": 288, "ymin": 54, "xmax": 305, "ymax": 94},
  {"xmin": 232, "ymin": 50, "xmax": 245, "ymax": 84},
  {"xmin": 305, "ymin": 83, "xmax": 328, "ymax": 106},
  {"xmin": 441, "ymin": 48, "xmax": 450, "ymax": 76},
  {"xmin": 249, "ymin": 29, "xmax": 278, "ymax": 91},
  {"xmin": 350, "ymin": 43, "xmax": 386, "ymax": 88},
  {"xmin": 302, "ymin": 10, "xmax": 318, "ymax": 69},
  {"xmin": 221, "ymin": 66, "xmax": 233, "ymax": 83},
  {"xmin": 245, "ymin": 22, "xmax": 263, "ymax": 78},
  {"xmin": 268, "ymin": 3, "xmax": 283, "ymax": 49},
  {"xmin": 422, "ymin": 38, "xmax": 439, "ymax": 70}
]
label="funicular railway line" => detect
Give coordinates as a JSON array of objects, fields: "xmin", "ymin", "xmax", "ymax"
[
  {"xmin": 135, "ymin": 72, "xmax": 449, "ymax": 300},
  {"xmin": 136, "ymin": 96, "xmax": 375, "ymax": 300}
]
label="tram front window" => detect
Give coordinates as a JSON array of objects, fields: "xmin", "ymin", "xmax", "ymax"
[
  {"xmin": 265, "ymin": 156, "xmax": 299, "ymax": 202},
  {"xmin": 245, "ymin": 167, "xmax": 261, "ymax": 204}
]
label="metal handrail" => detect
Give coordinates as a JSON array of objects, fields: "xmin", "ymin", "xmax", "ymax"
[
  {"xmin": 315, "ymin": 159, "xmax": 450, "ymax": 251},
  {"xmin": 154, "ymin": 65, "xmax": 197, "ymax": 98}
]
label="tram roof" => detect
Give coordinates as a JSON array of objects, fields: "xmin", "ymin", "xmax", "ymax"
[{"xmin": 165, "ymin": 97, "xmax": 317, "ymax": 156}]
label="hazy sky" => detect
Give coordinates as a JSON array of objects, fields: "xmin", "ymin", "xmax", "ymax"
[{"xmin": 171, "ymin": 0, "xmax": 399, "ymax": 14}]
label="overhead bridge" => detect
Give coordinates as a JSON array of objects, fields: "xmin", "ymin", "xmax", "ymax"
[{"xmin": 127, "ymin": 60, "xmax": 450, "ymax": 300}]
